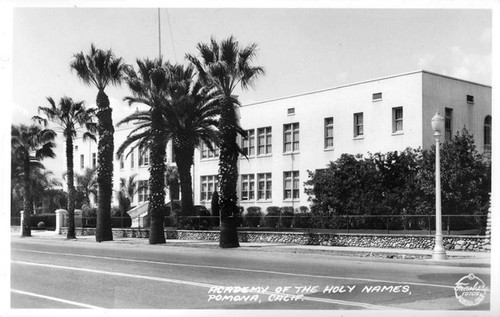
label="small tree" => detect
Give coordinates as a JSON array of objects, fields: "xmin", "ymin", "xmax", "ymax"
[
  {"xmin": 211, "ymin": 191, "xmax": 220, "ymax": 227},
  {"xmin": 418, "ymin": 128, "xmax": 490, "ymax": 231}
]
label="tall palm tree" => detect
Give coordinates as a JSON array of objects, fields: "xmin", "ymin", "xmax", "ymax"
[
  {"xmin": 164, "ymin": 64, "xmax": 219, "ymax": 218},
  {"xmin": 75, "ymin": 167, "xmax": 98, "ymax": 207},
  {"xmin": 117, "ymin": 58, "xmax": 171, "ymax": 244},
  {"xmin": 34, "ymin": 96, "xmax": 96, "ymax": 239},
  {"xmin": 11, "ymin": 124, "xmax": 56, "ymax": 237},
  {"xmin": 70, "ymin": 44, "xmax": 127, "ymax": 242},
  {"xmin": 186, "ymin": 36, "xmax": 264, "ymax": 248}
]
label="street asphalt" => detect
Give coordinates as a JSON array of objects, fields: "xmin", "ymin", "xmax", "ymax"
[{"xmin": 9, "ymin": 230, "xmax": 494, "ymax": 314}]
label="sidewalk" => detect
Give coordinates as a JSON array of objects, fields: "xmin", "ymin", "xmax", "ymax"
[{"xmin": 11, "ymin": 230, "xmax": 491, "ymax": 268}]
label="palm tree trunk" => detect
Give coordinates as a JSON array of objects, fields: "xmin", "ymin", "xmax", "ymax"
[
  {"xmin": 66, "ymin": 137, "xmax": 76, "ymax": 239},
  {"xmin": 218, "ymin": 98, "xmax": 240, "ymax": 248},
  {"xmin": 96, "ymin": 89, "xmax": 114, "ymax": 242},
  {"xmin": 175, "ymin": 146, "xmax": 194, "ymax": 218},
  {"xmin": 22, "ymin": 156, "xmax": 32, "ymax": 237},
  {"xmin": 148, "ymin": 112, "xmax": 167, "ymax": 244}
]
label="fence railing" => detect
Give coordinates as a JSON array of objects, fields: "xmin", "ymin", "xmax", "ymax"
[
  {"xmin": 12, "ymin": 214, "xmax": 487, "ymax": 235},
  {"xmin": 167, "ymin": 214, "xmax": 487, "ymax": 235}
]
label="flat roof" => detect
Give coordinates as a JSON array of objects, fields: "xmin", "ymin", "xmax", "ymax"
[{"xmin": 243, "ymin": 70, "xmax": 491, "ymax": 107}]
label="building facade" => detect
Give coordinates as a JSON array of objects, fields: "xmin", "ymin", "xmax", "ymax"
[
  {"xmin": 73, "ymin": 70, "xmax": 491, "ymax": 213},
  {"xmin": 193, "ymin": 70, "xmax": 491, "ymax": 211}
]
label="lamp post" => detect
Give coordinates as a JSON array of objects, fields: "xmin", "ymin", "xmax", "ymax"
[{"xmin": 431, "ymin": 111, "xmax": 447, "ymax": 260}]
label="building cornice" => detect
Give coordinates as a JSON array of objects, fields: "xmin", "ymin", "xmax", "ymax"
[{"xmin": 242, "ymin": 70, "xmax": 491, "ymax": 107}]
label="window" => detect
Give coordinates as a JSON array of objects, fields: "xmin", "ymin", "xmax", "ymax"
[
  {"xmin": 257, "ymin": 127, "xmax": 272, "ymax": 155},
  {"xmin": 467, "ymin": 95, "xmax": 474, "ymax": 104},
  {"xmin": 257, "ymin": 173, "xmax": 272, "ymax": 200},
  {"xmin": 200, "ymin": 175, "xmax": 218, "ymax": 202},
  {"xmin": 484, "ymin": 116, "xmax": 492, "ymax": 147},
  {"xmin": 287, "ymin": 108, "xmax": 295, "ymax": 115},
  {"xmin": 80, "ymin": 154, "xmax": 84, "ymax": 169},
  {"xmin": 283, "ymin": 123, "xmax": 299, "ymax": 153},
  {"xmin": 137, "ymin": 180, "xmax": 149, "ymax": 202},
  {"xmin": 139, "ymin": 147, "xmax": 149, "ymax": 166},
  {"xmin": 119, "ymin": 155, "xmax": 124, "ymax": 169},
  {"xmin": 372, "ymin": 92, "xmax": 382, "ymax": 101},
  {"xmin": 284, "ymin": 171, "xmax": 300, "ymax": 200},
  {"xmin": 324, "ymin": 117, "xmax": 334, "ymax": 149},
  {"xmin": 445, "ymin": 108, "xmax": 453, "ymax": 141},
  {"xmin": 354, "ymin": 113, "xmax": 364, "ymax": 137},
  {"xmin": 242, "ymin": 129, "xmax": 255, "ymax": 156},
  {"xmin": 92, "ymin": 153, "xmax": 96, "ymax": 169},
  {"xmin": 392, "ymin": 107, "xmax": 403, "ymax": 133},
  {"xmin": 201, "ymin": 142, "xmax": 219, "ymax": 159},
  {"xmin": 241, "ymin": 174, "xmax": 255, "ymax": 201},
  {"xmin": 130, "ymin": 152, "xmax": 134, "ymax": 168}
]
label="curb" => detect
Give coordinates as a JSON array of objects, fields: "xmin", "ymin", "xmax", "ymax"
[{"xmin": 12, "ymin": 233, "xmax": 490, "ymax": 268}]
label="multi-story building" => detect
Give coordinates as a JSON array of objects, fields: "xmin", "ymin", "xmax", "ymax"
[
  {"xmin": 193, "ymin": 70, "xmax": 491, "ymax": 211},
  {"xmin": 74, "ymin": 70, "xmax": 491, "ymax": 213}
]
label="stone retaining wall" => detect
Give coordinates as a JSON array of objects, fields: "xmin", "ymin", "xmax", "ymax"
[{"xmin": 58, "ymin": 227, "xmax": 489, "ymax": 252}]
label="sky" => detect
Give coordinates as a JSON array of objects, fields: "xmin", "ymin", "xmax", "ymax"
[{"xmin": 7, "ymin": 5, "xmax": 494, "ymax": 180}]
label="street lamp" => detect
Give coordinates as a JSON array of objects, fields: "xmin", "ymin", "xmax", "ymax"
[{"xmin": 431, "ymin": 111, "xmax": 447, "ymax": 260}]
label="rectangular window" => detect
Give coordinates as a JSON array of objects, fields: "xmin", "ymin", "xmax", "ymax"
[
  {"xmin": 201, "ymin": 142, "xmax": 219, "ymax": 159},
  {"xmin": 283, "ymin": 123, "xmax": 299, "ymax": 153},
  {"xmin": 241, "ymin": 174, "xmax": 256, "ymax": 201},
  {"xmin": 200, "ymin": 175, "xmax": 218, "ymax": 202},
  {"xmin": 372, "ymin": 92, "xmax": 382, "ymax": 101},
  {"xmin": 242, "ymin": 129, "xmax": 256, "ymax": 156},
  {"xmin": 445, "ymin": 108, "xmax": 453, "ymax": 141},
  {"xmin": 139, "ymin": 147, "xmax": 149, "ymax": 166},
  {"xmin": 80, "ymin": 154, "xmax": 84, "ymax": 169},
  {"xmin": 119, "ymin": 155, "xmax": 124, "ymax": 170},
  {"xmin": 257, "ymin": 173, "xmax": 272, "ymax": 201},
  {"xmin": 283, "ymin": 171, "xmax": 300, "ymax": 200},
  {"xmin": 131, "ymin": 152, "xmax": 134, "ymax": 168},
  {"xmin": 137, "ymin": 180, "xmax": 149, "ymax": 203},
  {"xmin": 257, "ymin": 127, "xmax": 272, "ymax": 155},
  {"xmin": 92, "ymin": 153, "xmax": 96, "ymax": 169},
  {"xmin": 392, "ymin": 107, "xmax": 403, "ymax": 133},
  {"xmin": 467, "ymin": 95, "xmax": 474, "ymax": 103},
  {"xmin": 324, "ymin": 117, "xmax": 334, "ymax": 149},
  {"xmin": 354, "ymin": 113, "xmax": 364, "ymax": 137}
]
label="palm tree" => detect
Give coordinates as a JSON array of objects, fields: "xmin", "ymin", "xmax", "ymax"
[
  {"xmin": 165, "ymin": 165, "xmax": 179, "ymax": 214},
  {"xmin": 117, "ymin": 58, "xmax": 171, "ymax": 244},
  {"xmin": 11, "ymin": 124, "xmax": 56, "ymax": 237},
  {"xmin": 186, "ymin": 36, "xmax": 264, "ymax": 248},
  {"xmin": 119, "ymin": 174, "xmax": 138, "ymax": 205},
  {"xmin": 75, "ymin": 167, "xmax": 98, "ymax": 207},
  {"xmin": 70, "ymin": 44, "xmax": 127, "ymax": 242},
  {"xmin": 33, "ymin": 96, "xmax": 96, "ymax": 239},
  {"xmin": 164, "ymin": 64, "xmax": 219, "ymax": 219}
]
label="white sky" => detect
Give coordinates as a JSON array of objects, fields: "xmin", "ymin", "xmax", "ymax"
[{"xmin": 4, "ymin": 3, "xmax": 495, "ymax": 179}]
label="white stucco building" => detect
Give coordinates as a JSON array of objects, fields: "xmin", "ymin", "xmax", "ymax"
[{"xmin": 74, "ymin": 70, "xmax": 492, "ymax": 213}]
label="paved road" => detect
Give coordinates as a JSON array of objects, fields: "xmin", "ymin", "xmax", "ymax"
[{"xmin": 11, "ymin": 238, "xmax": 491, "ymax": 311}]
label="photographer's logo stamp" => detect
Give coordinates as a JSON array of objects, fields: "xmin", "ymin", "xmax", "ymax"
[{"xmin": 454, "ymin": 273, "xmax": 487, "ymax": 306}]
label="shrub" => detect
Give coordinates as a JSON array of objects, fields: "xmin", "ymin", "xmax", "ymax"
[
  {"xmin": 30, "ymin": 213, "xmax": 56, "ymax": 229},
  {"xmin": 293, "ymin": 213, "xmax": 311, "ymax": 228},
  {"xmin": 280, "ymin": 207, "xmax": 294, "ymax": 228},
  {"xmin": 298, "ymin": 206, "xmax": 309, "ymax": 213},
  {"xmin": 244, "ymin": 206, "xmax": 262, "ymax": 227},
  {"xmin": 263, "ymin": 206, "xmax": 280, "ymax": 227}
]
